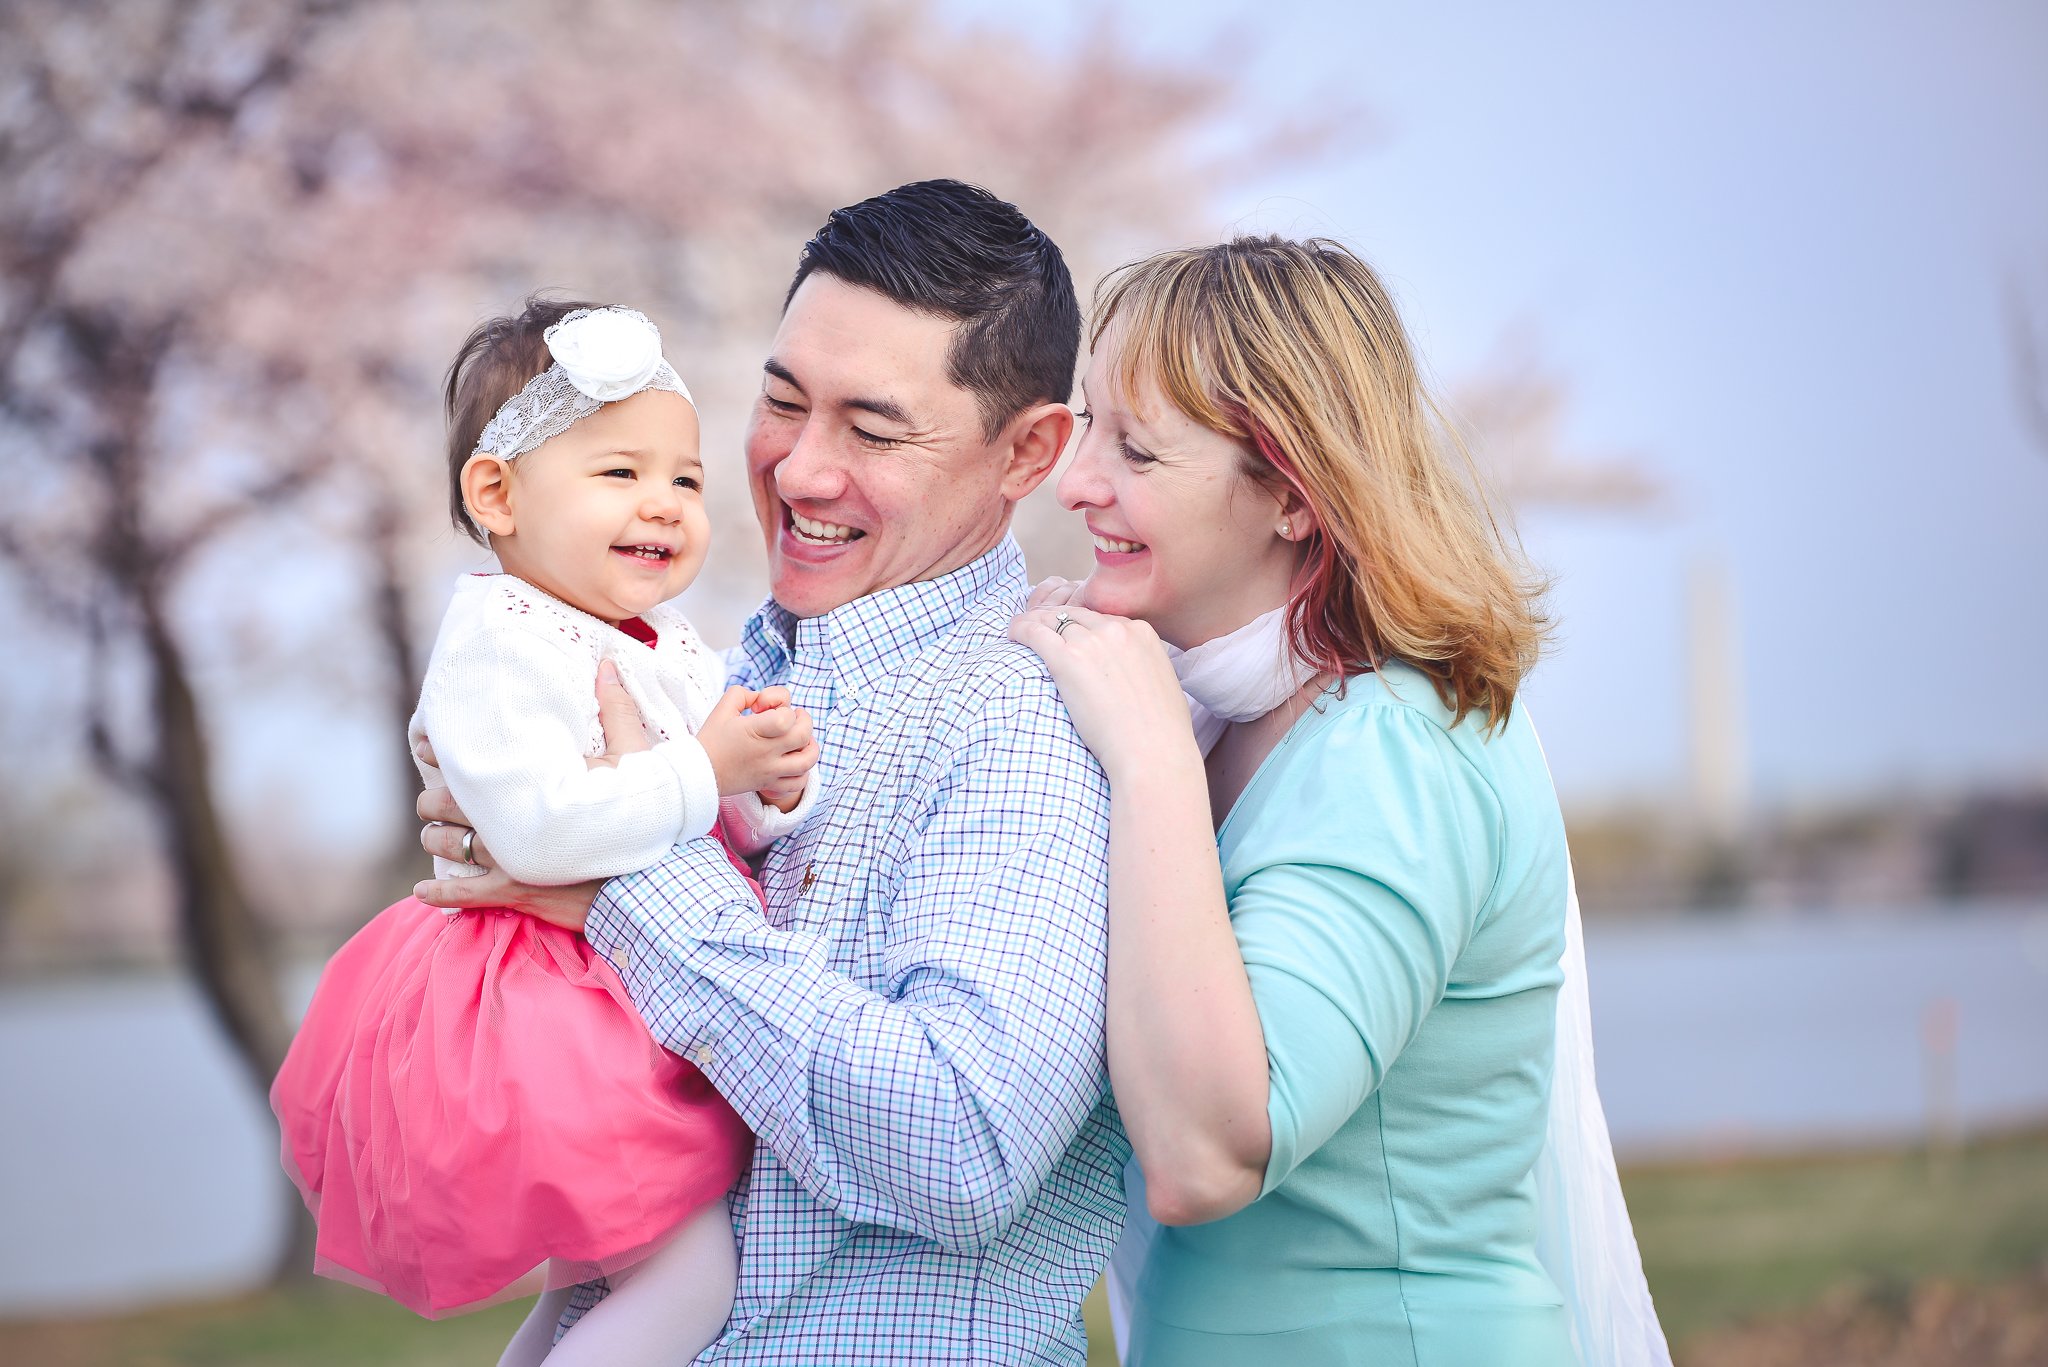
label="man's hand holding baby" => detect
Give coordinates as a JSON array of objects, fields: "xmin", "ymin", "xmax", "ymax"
[{"xmin": 414, "ymin": 667, "xmax": 818, "ymax": 928}]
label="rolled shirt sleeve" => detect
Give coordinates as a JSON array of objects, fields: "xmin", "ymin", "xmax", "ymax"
[{"xmin": 584, "ymin": 665, "xmax": 1113, "ymax": 1251}]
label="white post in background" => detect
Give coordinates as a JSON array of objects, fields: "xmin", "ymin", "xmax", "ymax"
[
  {"xmin": 1687, "ymin": 551, "xmax": 1750, "ymax": 848},
  {"xmin": 1923, "ymin": 995, "xmax": 1961, "ymax": 1181}
]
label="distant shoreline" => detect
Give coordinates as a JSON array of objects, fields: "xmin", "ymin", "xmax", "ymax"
[{"xmin": 4, "ymin": 893, "xmax": 2042, "ymax": 984}]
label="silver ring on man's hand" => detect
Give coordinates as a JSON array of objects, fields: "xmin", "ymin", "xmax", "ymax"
[
  {"xmin": 1053, "ymin": 611, "xmax": 1074, "ymax": 637},
  {"xmin": 459, "ymin": 826, "xmax": 478, "ymax": 866}
]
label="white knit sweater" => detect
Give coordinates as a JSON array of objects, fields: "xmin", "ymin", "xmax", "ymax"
[{"xmin": 408, "ymin": 574, "xmax": 813, "ymax": 886}]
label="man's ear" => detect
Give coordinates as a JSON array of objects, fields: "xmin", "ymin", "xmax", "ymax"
[
  {"xmin": 462, "ymin": 453, "xmax": 518, "ymax": 538},
  {"xmin": 997, "ymin": 402, "xmax": 1077, "ymax": 503}
]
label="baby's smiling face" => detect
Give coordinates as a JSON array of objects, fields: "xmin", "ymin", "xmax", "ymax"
[{"xmin": 473, "ymin": 388, "xmax": 709, "ymax": 624}]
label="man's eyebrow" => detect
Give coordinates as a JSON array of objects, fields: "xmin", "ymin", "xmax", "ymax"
[
  {"xmin": 845, "ymin": 395, "xmax": 913, "ymax": 427},
  {"xmin": 764, "ymin": 357, "xmax": 914, "ymax": 428}
]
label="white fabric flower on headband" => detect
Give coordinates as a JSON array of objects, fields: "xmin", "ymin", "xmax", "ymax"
[
  {"xmin": 472, "ymin": 307, "xmax": 692, "ymax": 462},
  {"xmin": 544, "ymin": 307, "xmax": 666, "ymax": 402}
]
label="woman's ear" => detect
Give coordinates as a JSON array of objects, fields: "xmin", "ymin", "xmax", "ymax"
[
  {"xmin": 462, "ymin": 454, "xmax": 517, "ymax": 538},
  {"xmin": 1274, "ymin": 484, "xmax": 1319, "ymax": 543}
]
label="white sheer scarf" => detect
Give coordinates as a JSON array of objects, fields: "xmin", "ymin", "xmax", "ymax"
[{"xmin": 1104, "ymin": 607, "xmax": 1672, "ymax": 1367}]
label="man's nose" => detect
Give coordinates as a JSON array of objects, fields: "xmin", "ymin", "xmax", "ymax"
[{"xmin": 774, "ymin": 421, "xmax": 848, "ymax": 505}]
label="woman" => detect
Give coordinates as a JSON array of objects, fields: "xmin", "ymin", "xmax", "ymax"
[{"xmin": 1011, "ymin": 237, "xmax": 1668, "ymax": 1365}]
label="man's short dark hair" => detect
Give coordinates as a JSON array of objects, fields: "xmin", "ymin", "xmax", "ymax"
[{"xmin": 785, "ymin": 180, "xmax": 1079, "ymax": 440}]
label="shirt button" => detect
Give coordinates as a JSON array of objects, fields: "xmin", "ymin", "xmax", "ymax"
[
  {"xmin": 611, "ymin": 946, "xmax": 632, "ymax": 975},
  {"xmin": 692, "ymin": 1044, "xmax": 714, "ymax": 1070}
]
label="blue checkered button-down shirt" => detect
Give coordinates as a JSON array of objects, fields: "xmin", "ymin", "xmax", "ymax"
[{"xmin": 580, "ymin": 538, "xmax": 1126, "ymax": 1364}]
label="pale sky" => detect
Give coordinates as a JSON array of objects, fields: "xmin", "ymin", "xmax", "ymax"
[
  {"xmin": 949, "ymin": 0, "xmax": 2048, "ymax": 804},
  {"xmin": 8, "ymin": 1, "xmax": 2045, "ymax": 861}
]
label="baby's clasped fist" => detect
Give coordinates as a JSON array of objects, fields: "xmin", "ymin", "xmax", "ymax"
[{"xmin": 698, "ymin": 685, "xmax": 819, "ymax": 813}]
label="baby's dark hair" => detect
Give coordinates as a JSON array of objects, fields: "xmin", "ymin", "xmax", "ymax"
[{"xmin": 443, "ymin": 295, "xmax": 610, "ymax": 544}]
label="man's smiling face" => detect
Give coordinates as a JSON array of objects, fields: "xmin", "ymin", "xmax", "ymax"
[{"xmin": 745, "ymin": 273, "xmax": 1021, "ymax": 619}]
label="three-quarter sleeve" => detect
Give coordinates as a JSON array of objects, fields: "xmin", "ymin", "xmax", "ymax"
[{"xmin": 1227, "ymin": 704, "xmax": 1505, "ymax": 1196}]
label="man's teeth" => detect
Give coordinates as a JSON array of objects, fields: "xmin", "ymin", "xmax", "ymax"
[
  {"xmin": 790, "ymin": 511, "xmax": 862, "ymax": 544},
  {"xmin": 1093, "ymin": 534, "xmax": 1145, "ymax": 554}
]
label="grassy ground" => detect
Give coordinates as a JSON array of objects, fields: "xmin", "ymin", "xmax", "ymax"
[
  {"xmin": 1629, "ymin": 1128, "xmax": 2048, "ymax": 1347},
  {"xmin": 12, "ymin": 1131, "xmax": 2045, "ymax": 1366}
]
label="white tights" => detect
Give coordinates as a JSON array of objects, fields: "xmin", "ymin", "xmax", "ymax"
[{"xmin": 496, "ymin": 1198, "xmax": 737, "ymax": 1367}]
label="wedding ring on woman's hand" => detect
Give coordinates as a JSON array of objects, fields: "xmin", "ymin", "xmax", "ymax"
[
  {"xmin": 459, "ymin": 826, "xmax": 478, "ymax": 866},
  {"xmin": 1053, "ymin": 610, "xmax": 1074, "ymax": 637}
]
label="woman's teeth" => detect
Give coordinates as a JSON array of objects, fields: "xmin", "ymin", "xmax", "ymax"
[
  {"xmin": 1093, "ymin": 534, "xmax": 1145, "ymax": 554},
  {"xmin": 791, "ymin": 511, "xmax": 862, "ymax": 545}
]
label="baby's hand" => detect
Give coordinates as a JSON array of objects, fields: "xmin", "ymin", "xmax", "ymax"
[
  {"xmin": 699, "ymin": 685, "xmax": 818, "ymax": 803},
  {"xmin": 742, "ymin": 687, "xmax": 815, "ymax": 813}
]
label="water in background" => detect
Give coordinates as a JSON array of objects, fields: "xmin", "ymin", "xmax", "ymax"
[{"xmin": 3, "ymin": 901, "xmax": 2045, "ymax": 1314}]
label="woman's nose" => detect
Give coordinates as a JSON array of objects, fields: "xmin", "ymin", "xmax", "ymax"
[{"xmin": 1057, "ymin": 436, "xmax": 1111, "ymax": 512}]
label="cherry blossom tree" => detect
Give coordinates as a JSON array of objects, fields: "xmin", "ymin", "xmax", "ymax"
[{"xmin": 0, "ymin": 0, "xmax": 1333, "ymax": 1280}]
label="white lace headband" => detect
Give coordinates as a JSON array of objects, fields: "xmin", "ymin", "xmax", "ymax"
[{"xmin": 473, "ymin": 307, "xmax": 694, "ymax": 461}]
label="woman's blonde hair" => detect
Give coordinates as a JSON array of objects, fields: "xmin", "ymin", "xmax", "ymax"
[{"xmin": 1094, "ymin": 236, "xmax": 1550, "ymax": 730}]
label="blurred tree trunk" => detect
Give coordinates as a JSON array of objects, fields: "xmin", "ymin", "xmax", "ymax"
[
  {"xmin": 363, "ymin": 483, "xmax": 430, "ymax": 891},
  {"xmin": 138, "ymin": 587, "xmax": 294, "ymax": 1085},
  {"xmin": 70, "ymin": 306, "xmax": 290, "ymax": 1086},
  {"xmin": 1, "ymin": 0, "xmax": 1348, "ymax": 1298},
  {"xmin": 59, "ymin": 303, "xmax": 317, "ymax": 1279}
]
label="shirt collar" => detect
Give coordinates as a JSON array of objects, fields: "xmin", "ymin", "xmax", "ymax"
[{"xmin": 738, "ymin": 537, "xmax": 1028, "ymax": 698}]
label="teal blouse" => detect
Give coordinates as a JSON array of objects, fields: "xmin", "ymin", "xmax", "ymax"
[{"xmin": 1127, "ymin": 663, "xmax": 1576, "ymax": 1367}]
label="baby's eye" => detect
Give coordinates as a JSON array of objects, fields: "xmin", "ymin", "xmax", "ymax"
[
  {"xmin": 674, "ymin": 476, "xmax": 702, "ymax": 491},
  {"xmin": 601, "ymin": 468, "xmax": 635, "ymax": 480}
]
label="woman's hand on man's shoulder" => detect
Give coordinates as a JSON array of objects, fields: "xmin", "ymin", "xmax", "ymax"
[{"xmin": 1008, "ymin": 597, "xmax": 1197, "ymax": 782}]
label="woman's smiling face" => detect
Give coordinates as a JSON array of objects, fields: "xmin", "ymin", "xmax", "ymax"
[{"xmin": 1059, "ymin": 332, "xmax": 1303, "ymax": 649}]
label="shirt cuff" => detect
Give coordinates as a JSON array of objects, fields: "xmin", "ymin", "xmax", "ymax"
[
  {"xmin": 649, "ymin": 736, "xmax": 720, "ymax": 841},
  {"xmin": 585, "ymin": 838, "xmax": 758, "ymax": 1056}
]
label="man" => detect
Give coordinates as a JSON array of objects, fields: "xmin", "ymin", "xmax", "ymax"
[{"xmin": 419, "ymin": 180, "xmax": 1124, "ymax": 1365}]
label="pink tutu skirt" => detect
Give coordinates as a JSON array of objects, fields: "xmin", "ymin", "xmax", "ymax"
[{"xmin": 271, "ymin": 898, "xmax": 753, "ymax": 1318}]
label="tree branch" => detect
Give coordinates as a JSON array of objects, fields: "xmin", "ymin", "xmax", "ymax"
[
  {"xmin": 0, "ymin": 0, "xmax": 356, "ymax": 378},
  {"xmin": 0, "ymin": 521, "xmax": 93, "ymax": 621},
  {"xmin": 82, "ymin": 596, "xmax": 154, "ymax": 792},
  {"xmin": 158, "ymin": 449, "xmax": 335, "ymax": 574}
]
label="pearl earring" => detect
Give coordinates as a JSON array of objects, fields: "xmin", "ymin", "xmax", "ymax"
[{"xmin": 1279, "ymin": 519, "xmax": 1291, "ymax": 538}]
